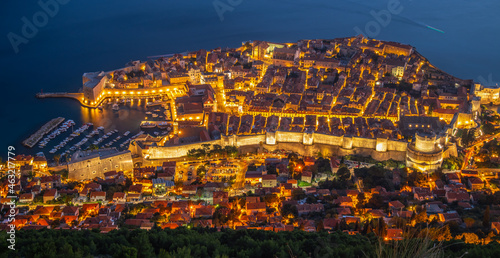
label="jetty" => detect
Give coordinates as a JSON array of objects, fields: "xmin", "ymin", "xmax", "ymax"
[
  {"xmin": 36, "ymin": 92, "xmax": 83, "ymax": 100},
  {"xmin": 22, "ymin": 117, "xmax": 65, "ymax": 148}
]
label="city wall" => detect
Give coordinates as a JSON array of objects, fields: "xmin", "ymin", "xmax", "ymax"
[{"xmin": 141, "ymin": 131, "xmax": 408, "ymax": 161}]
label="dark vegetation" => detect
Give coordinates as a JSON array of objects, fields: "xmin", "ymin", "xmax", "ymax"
[{"xmin": 2, "ymin": 227, "xmax": 500, "ymax": 258}]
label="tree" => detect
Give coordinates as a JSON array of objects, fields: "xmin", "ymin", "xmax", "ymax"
[
  {"xmin": 213, "ymin": 144, "xmax": 223, "ymax": 155},
  {"xmin": 26, "ymin": 171, "xmax": 35, "ymax": 180},
  {"xmin": 53, "ymin": 154, "xmax": 61, "ymax": 165},
  {"xmin": 50, "ymin": 219, "xmax": 61, "ymax": 228},
  {"xmin": 281, "ymin": 203, "xmax": 298, "ymax": 218},
  {"xmin": 197, "ymin": 165, "xmax": 207, "ymax": 177},
  {"xmin": 336, "ymin": 166, "xmax": 351, "ymax": 182},
  {"xmin": 366, "ymin": 194, "xmax": 384, "ymax": 209},
  {"xmin": 464, "ymin": 217, "xmax": 475, "ymax": 229},
  {"xmin": 375, "ymin": 218, "xmax": 387, "ymax": 237},
  {"xmin": 244, "ymin": 41, "xmax": 252, "ymax": 50},
  {"xmin": 115, "ymin": 246, "xmax": 138, "ymax": 258},
  {"xmin": 483, "ymin": 206, "xmax": 490, "ymax": 228},
  {"xmin": 213, "ymin": 207, "xmax": 229, "ymax": 227},
  {"xmin": 462, "ymin": 128, "xmax": 476, "ymax": 147},
  {"xmin": 132, "ymin": 231, "xmax": 154, "ymax": 257},
  {"xmin": 201, "ymin": 144, "xmax": 211, "ymax": 155},
  {"xmin": 264, "ymin": 194, "xmax": 279, "ymax": 206},
  {"xmin": 414, "ymin": 207, "xmax": 428, "ymax": 224},
  {"xmin": 60, "ymin": 243, "xmax": 74, "ymax": 257},
  {"xmin": 315, "ymin": 157, "xmax": 332, "ymax": 175},
  {"xmin": 356, "ymin": 192, "xmax": 365, "ymax": 209},
  {"xmin": 291, "ymin": 189, "xmax": 306, "ymax": 201},
  {"xmin": 266, "ymin": 164, "xmax": 277, "ymax": 175},
  {"xmin": 316, "ymin": 220, "xmax": 324, "ymax": 232},
  {"xmin": 427, "ymin": 103, "xmax": 435, "ymax": 115}
]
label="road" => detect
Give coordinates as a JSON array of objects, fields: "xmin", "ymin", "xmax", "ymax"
[{"xmin": 461, "ymin": 131, "xmax": 500, "ymax": 170}]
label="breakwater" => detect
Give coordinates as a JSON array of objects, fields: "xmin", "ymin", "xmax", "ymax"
[{"xmin": 22, "ymin": 117, "xmax": 65, "ymax": 148}]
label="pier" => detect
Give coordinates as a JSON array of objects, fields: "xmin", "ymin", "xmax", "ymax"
[
  {"xmin": 36, "ymin": 92, "xmax": 84, "ymax": 102},
  {"xmin": 22, "ymin": 117, "xmax": 65, "ymax": 148}
]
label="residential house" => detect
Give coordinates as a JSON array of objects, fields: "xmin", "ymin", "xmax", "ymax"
[
  {"xmin": 182, "ymin": 185, "xmax": 198, "ymax": 195},
  {"xmin": 262, "ymin": 174, "xmax": 277, "ymax": 188},
  {"xmin": 296, "ymin": 203, "xmax": 324, "ymax": 216},
  {"xmin": 413, "ymin": 187, "xmax": 434, "ymax": 201},
  {"xmin": 61, "ymin": 206, "xmax": 79, "ymax": 217},
  {"xmin": 128, "ymin": 184, "xmax": 143, "ymax": 194},
  {"xmin": 445, "ymin": 191, "xmax": 469, "ymax": 203},
  {"xmin": 388, "ymin": 200, "xmax": 405, "ymax": 211},
  {"xmin": 438, "ymin": 212, "xmax": 462, "ymax": 224},
  {"xmin": 213, "ymin": 191, "xmax": 228, "ymax": 205},
  {"xmin": 19, "ymin": 193, "xmax": 34, "ymax": 203},
  {"xmin": 492, "ymin": 222, "xmax": 500, "ymax": 234},
  {"xmin": 39, "ymin": 175, "xmax": 61, "ymax": 189},
  {"xmin": 112, "ymin": 192, "xmax": 127, "ymax": 203},
  {"xmin": 336, "ymin": 196, "xmax": 354, "ymax": 208},
  {"xmin": 43, "ymin": 189, "xmax": 59, "ymax": 203},
  {"xmin": 194, "ymin": 206, "xmax": 214, "ymax": 218},
  {"xmin": 280, "ymin": 183, "xmax": 293, "ymax": 199},
  {"xmin": 246, "ymin": 202, "xmax": 266, "ymax": 215},
  {"xmin": 386, "ymin": 228, "xmax": 403, "ymax": 240},
  {"xmin": 127, "ymin": 193, "xmax": 142, "ymax": 202},
  {"xmin": 446, "ymin": 173, "xmax": 461, "ymax": 184},
  {"xmin": 468, "ymin": 177, "xmax": 484, "ymax": 191},
  {"xmin": 301, "ymin": 171, "xmax": 312, "ymax": 183},
  {"xmin": 90, "ymin": 191, "xmax": 106, "ymax": 202}
]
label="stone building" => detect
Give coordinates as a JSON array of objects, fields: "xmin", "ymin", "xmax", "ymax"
[
  {"xmin": 472, "ymin": 83, "xmax": 500, "ymax": 105},
  {"xmin": 406, "ymin": 132, "xmax": 450, "ymax": 172},
  {"xmin": 68, "ymin": 148, "xmax": 133, "ymax": 180}
]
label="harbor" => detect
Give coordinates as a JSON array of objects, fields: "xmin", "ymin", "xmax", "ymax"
[
  {"xmin": 22, "ymin": 117, "xmax": 65, "ymax": 148},
  {"xmin": 17, "ymin": 99, "xmax": 175, "ymax": 162}
]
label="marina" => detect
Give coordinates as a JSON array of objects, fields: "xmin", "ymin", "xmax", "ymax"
[{"xmin": 17, "ymin": 99, "xmax": 174, "ymax": 160}]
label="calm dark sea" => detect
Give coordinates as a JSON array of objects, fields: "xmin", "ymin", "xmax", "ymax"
[{"xmin": 0, "ymin": 0, "xmax": 499, "ymax": 159}]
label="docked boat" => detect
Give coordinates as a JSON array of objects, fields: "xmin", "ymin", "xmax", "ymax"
[
  {"xmin": 146, "ymin": 100, "xmax": 162, "ymax": 107},
  {"xmin": 140, "ymin": 121, "xmax": 157, "ymax": 129},
  {"xmin": 157, "ymin": 122, "xmax": 171, "ymax": 129}
]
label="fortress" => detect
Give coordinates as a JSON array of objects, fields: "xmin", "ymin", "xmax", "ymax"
[{"xmin": 406, "ymin": 132, "xmax": 454, "ymax": 171}]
